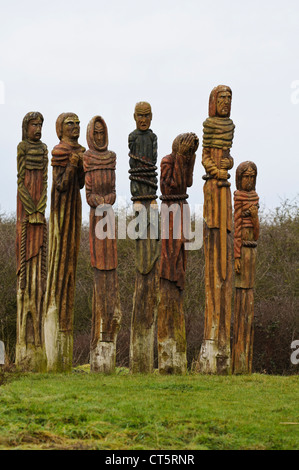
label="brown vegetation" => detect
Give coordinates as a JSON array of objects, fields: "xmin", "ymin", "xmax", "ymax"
[{"xmin": 0, "ymin": 198, "xmax": 298, "ymax": 374}]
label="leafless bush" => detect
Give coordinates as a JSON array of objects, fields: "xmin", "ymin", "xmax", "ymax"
[{"xmin": 0, "ymin": 198, "xmax": 298, "ymax": 374}]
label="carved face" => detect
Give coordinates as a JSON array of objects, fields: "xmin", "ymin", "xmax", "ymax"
[
  {"xmin": 134, "ymin": 103, "xmax": 152, "ymax": 131},
  {"xmin": 27, "ymin": 118, "xmax": 42, "ymax": 141},
  {"xmin": 241, "ymin": 167, "xmax": 256, "ymax": 191},
  {"xmin": 216, "ymin": 91, "xmax": 232, "ymax": 117},
  {"xmin": 94, "ymin": 121, "xmax": 105, "ymax": 148},
  {"xmin": 62, "ymin": 115, "xmax": 80, "ymax": 141}
]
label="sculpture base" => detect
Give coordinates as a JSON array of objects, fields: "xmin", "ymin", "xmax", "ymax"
[
  {"xmin": 44, "ymin": 305, "xmax": 73, "ymax": 373},
  {"xmin": 231, "ymin": 288, "xmax": 254, "ymax": 374},
  {"xmin": 130, "ymin": 263, "xmax": 159, "ymax": 374},
  {"xmin": 158, "ymin": 337, "xmax": 187, "ymax": 375},
  {"xmin": 90, "ymin": 341, "xmax": 116, "ymax": 374},
  {"xmin": 157, "ymin": 279, "xmax": 187, "ymax": 375},
  {"xmin": 15, "ymin": 344, "xmax": 47, "ymax": 373},
  {"xmin": 16, "ymin": 253, "xmax": 46, "ymax": 373},
  {"xmin": 198, "ymin": 224, "xmax": 233, "ymax": 375},
  {"xmin": 91, "ymin": 269, "xmax": 121, "ymax": 374},
  {"xmin": 198, "ymin": 339, "xmax": 230, "ymax": 375}
]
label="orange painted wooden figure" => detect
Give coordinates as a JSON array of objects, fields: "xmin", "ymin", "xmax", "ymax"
[
  {"xmin": 198, "ymin": 85, "xmax": 235, "ymax": 375},
  {"xmin": 84, "ymin": 116, "xmax": 121, "ymax": 373},
  {"xmin": 16, "ymin": 112, "xmax": 48, "ymax": 371},
  {"xmin": 158, "ymin": 132, "xmax": 198, "ymax": 374},
  {"xmin": 232, "ymin": 161, "xmax": 259, "ymax": 374},
  {"xmin": 44, "ymin": 113, "xmax": 85, "ymax": 372}
]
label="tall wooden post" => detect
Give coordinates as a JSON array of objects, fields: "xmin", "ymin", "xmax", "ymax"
[
  {"xmin": 158, "ymin": 133, "xmax": 199, "ymax": 374},
  {"xmin": 128, "ymin": 101, "xmax": 160, "ymax": 374},
  {"xmin": 198, "ymin": 85, "xmax": 235, "ymax": 374},
  {"xmin": 84, "ymin": 116, "xmax": 122, "ymax": 373},
  {"xmin": 232, "ymin": 161, "xmax": 259, "ymax": 374},
  {"xmin": 44, "ymin": 113, "xmax": 85, "ymax": 372},
  {"xmin": 16, "ymin": 112, "xmax": 48, "ymax": 371}
]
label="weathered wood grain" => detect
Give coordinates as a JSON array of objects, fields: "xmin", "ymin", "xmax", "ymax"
[
  {"xmin": 158, "ymin": 133, "xmax": 198, "ymax": 374},
  {"xmin": 84, "ymin": 116, "xmax": 121, "ymax": 373},
  {"xmin": 44, "ymin": 113, "xmax": 85, "ymax": 372},
  {"xmin": 232, "ymin": 161, "xmax": 259, "ymax": 374},
  {"xmin": 16, "ymin": 112, "xmax": 48, "ymax": 371},
  {"xmin": 198, "ymin": 85, "xmax": 235, "ymax": 375}
]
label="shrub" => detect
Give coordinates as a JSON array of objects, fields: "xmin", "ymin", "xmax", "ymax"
[{"xmin": 0, "ymin": 199, "xmax": 298, "ymax": 374}]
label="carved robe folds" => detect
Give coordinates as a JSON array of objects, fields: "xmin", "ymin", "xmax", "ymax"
[
  {"xmin": 44, "ymin": 131, "xmax": 85, "ymax": 372},
  {"xmin": 16, "ymin": 138, "xmax": 48, "ymax": 371},
  {"xmin": 198, "ymin": 85, "xmax": 235, "ymax": 375},
  {"xmin": 232, "ymin": 168, "xmax": 259, "ymax": 374},
  {"xmin": 128, "ymin": 103, "xmax": 160, "ymax": 374},
  {"xmin": 158, "ymin": 133, "xmax": 198, "ymax": 375},
  {"xmin": 84, "ymin": 116, "xmax": 121, "ymax": 373},
  {"xmin": 200, "ymin": 146, "xmax": 234, "ymax": 374}
]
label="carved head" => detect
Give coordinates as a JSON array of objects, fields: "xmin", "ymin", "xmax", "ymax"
[
  {"xmin": 22, "ymin": 111, "xmax": 44, "ymax": 141},
  {"xmin": 236, "ymin": 161, "xmax": 257, "ymax": 192},
  {"xmin": 134, "ymin": 101, "xmax": 152, "ymax": 131},
  {"xmin": 209, "ymin": 85, "xmax": 232, "ymax": 118},
  {"xmin": 172, "ymin": 132, "xmax": 199, "ymax": 156},
  {"xmin": 86, "ymin": 116, "xmax": 108, "ymax": 152},
  {"xmin": 56, "ymin": 112, "xmax": 80, "ymax": 142}
]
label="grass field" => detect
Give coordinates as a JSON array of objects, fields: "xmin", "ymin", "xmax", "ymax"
[{"xmin": 0, "ymin": 369, "xmax": 298, "ymax": 450}]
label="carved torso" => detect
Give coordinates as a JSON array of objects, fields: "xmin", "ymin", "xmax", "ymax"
[
  {"xmin": 128, "ymin": 129, "xmax": 158, "ymax": 199},
  {"xmin": 16, "ymin": 139, "xmax": 48, "ymax": 274}
]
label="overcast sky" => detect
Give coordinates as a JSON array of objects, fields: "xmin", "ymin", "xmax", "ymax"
[{"xmin": 0, "ymin": 0, "xmax": 298, "ymax": 221}]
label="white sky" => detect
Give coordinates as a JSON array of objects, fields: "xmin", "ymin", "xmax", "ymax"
[{"xmin": 0, "ymin": 0, "xmax": 298, "ymax": 221}]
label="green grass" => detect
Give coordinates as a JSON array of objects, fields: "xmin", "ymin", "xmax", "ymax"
[{"xmin": 0, "ymin": 370, "xmax": 298, "ymax": 450}]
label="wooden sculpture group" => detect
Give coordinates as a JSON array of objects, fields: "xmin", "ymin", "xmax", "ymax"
[{"xmin": 15, "ymin": 85, "xmax": 259, "ymax": 375}]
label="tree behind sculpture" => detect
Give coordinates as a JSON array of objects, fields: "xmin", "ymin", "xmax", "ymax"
[
  {"xmin": 84, "ymin": 116, "xmax": 122, "ymax": 373},
  {"xmin": 232, "ymin": 161, "xmax": 259, "ymax": 374},
  {"xmin": 44, "ymin": 113, "xmax": 85, "ymax": 372},
  {"xmin": 16, "ymin": 112, "xmax": 48, "ymax": 371}
]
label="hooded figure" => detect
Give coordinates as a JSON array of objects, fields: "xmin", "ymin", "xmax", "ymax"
[
  {"xmin": 83, "ymin": 116, "xmax": 117, "ymax": 270},
  {"xmin": 44, "ymin": 112, "xmax": 85, "ymax": 372},
  {"xmin": 83, "ymin": 116, "xmax": 121, "ymax": 372}
]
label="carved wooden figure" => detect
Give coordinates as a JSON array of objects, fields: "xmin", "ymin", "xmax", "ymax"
[
  {"xmin": 158, "ymin": 132, "xmax": 198, "ymax": 374},
  {"xmin": 44, "ymin": 113, "xmax": 85, "ymax": 372},
  {"xmin": 232, "ymin": 161, "xmax": 259, "ymax": 374},
  {"xmin": 198, "ymin": 85, "xmax": 235, "ymax": 375},
  {"xmin": 128, "ymin": 101, "xmax": 160, "ymax": 373},
  {"xmin": 16, "ymin": 112, "xmax": 48, "ymax": 371},
  {"xmin": 84, "ymin": 116, "xmax": 122, "ymax": 373}
]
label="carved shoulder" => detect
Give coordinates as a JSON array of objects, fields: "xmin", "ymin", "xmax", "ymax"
[
  {"xmin": 41, "ymin": 142, "xmax": 48, "ymax": 153},
  {"xmin": 128, "ymin": 130, "xmax": 137, "ymax": 146},
  {"xmin": 17, "ymin": 140, "xmax": 27, "ymax": 157}
]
